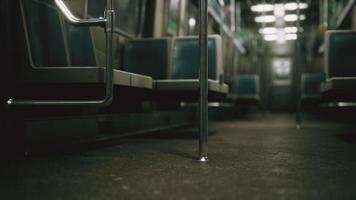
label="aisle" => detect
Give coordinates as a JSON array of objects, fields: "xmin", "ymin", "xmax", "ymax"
[{"xmin": 1, "ymin": 114, "xmax": 356, "ymax": 199}]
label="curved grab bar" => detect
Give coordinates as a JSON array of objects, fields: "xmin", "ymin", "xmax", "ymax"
[
  {"xmin": 54, "ymin": 0, "xmax": 106, "ymax": 26},
  {"xmin": 7, "ymin": 0, "xmax": 115, "ymax": 107}
]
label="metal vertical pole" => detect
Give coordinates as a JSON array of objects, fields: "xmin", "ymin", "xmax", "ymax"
[
  {"xmin": 198, "ymin": 0, "xmax": 208, "ymax": 162},
  {"xmin": 105, "ymin": 0, "xmax": 114, "ymax": 105},
  {"xmin": 322, "ymin": 0, "xmax": 329, "ymax": 29},
  {"xmin": 295, "ymin": 0, "xmax": 302, "ymax": 129},
  {"xmin": 230, "ymin": 0, "xmax": 236, "ymax": 32}
]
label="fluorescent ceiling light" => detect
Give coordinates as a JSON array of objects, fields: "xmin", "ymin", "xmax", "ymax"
[
  {"xmin": 251, "ymin": 4, "xmax": 274, "ymax": 12},
  {"xmin": 299, "ymin": 3, "xmax": 309, "ymax": 9},
  {"xmin": 252, "ymin": 2, "xmax": 308, "ymax": 13},
  {"xmin": 264, "ymin": 34, "xmax": 277, "ymax": 41},
  {"xmin": 284, "ymin": 26, "xmax": 298, "ymax": 33},
  {"xmin": 255, "ymin": 15, "xmax": 276, "ymax": 23},
  {"xmin": 259, "ymin": 27, "xmax": 277, "ymax": 34},
  {"xmin": 284, "ymin": 14, "xmax": 306, "ymax": 22},
  {"xmin": 284, "ymin": 3, "xmax": 298, "ymax": 10},
  {"xmin": 284, "ymin": 2, "xmax": 308, "ymax": 10},
  {"xmin": 263, "ymin": 33, "xmax": 298, "ymax": 42},
  {"xmin": 189, "ymin": 18, "xmax": 196, "ymax": 27},
  {"xmin": 260, "ymin": 27, "xmax": 299, "ymax": 35},
  {"xmin": 285, "ymin": 34, "xmax": 298, "ymax": 40},
  {"xmin": 284, "ymin": 14, "xmax": 297, "ymax": 21}
]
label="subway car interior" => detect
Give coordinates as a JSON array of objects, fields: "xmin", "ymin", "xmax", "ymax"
[{"xmin": 1, "ymin": 0, "xmax": 356, "ymax": 199}]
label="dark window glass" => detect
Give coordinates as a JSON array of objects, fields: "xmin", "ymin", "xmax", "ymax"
[
  {"xmin": 168, "ymin": 0, "xmax": 180, "ymax": 35},
  {"xmin": 115, "ymin": 0, "xmax": 142, "ymax": 36},
  {"xmin": 184, "ymin": 1, "xmax": 198, "ymax": 35},
  {"xmin": 87, "ymin": 0, "xmax": 144, "ymax": 37}
]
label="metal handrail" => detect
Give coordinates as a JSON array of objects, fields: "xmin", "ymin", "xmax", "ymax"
[
  {"xmin": 198, "ymin": 0, "xmax": 209, "ymax": 162},
  {"xmin": 55, "ymin": 0, "xmax": 107, "ymax": 26},
  {"xmin": 7, "ymin": 0, "xmax": 115, "ymax": 107},
  {"xmin": 335, "ymin": 0, "xmax": 355, "ymax": 29}
]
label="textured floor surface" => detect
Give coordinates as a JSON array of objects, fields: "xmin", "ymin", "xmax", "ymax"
[{"xmin": 1, "ymin": 114, "xmax": 356, "ymax": 200}]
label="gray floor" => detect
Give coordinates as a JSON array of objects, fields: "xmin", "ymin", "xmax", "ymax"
[{"xmin": 2, "ymin": 114, "xmax": 356, "ymax": 200}]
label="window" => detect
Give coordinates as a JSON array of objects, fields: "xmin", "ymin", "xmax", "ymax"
[
  {"xmin": 167, "ymin": 0, "xmax": 180, "ymax": 36},
  {"xmin": 86, "ymin": 0, "xmax": 145, "ymax": 37},
  {"xmin": 184, "ymin": 1, "xmax": 198, "ymax": 35},
  {"xmin": 115, "ymin": 0, "xmax": 144, "ymax": 36},
  {"xmin": 272, "ymin": 58, "xmax": 292, "ymax": 85}
]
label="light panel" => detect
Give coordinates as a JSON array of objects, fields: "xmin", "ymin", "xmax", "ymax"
[
  {"xmin": 260, "ymin": 27, "xmax": 300, "ymax": 35},
  {"xmin": 251, "ymin": 4, "xmax": 274, "ymax": 12},
  {"xmin": 285, "ymin": 34, "xmax": 298, "ymax": 40},
  {"xmin": 259, "ymin": 27, "xmax": 277, "ymax": 34},
  {"xmin": 264, "ymin": 34, "xmax": 277, "ymax": 41},
  {"xmin": 284, "ymin": 2, "xmax": 308, "ymax": 10},
  {"xmin": 189, "ymin": 18, "xmax": 196, "ymax": 27},
  {"xmin": 284, "ymin": 14, "xmax": 306, "ymax": 22},
  {"xmin": 251, "ymin": 2, "xmax": 308, "ymax": 13},
  {"xmin": 255, "ymin": 15, "xmax": 276, "ymax": 23}
]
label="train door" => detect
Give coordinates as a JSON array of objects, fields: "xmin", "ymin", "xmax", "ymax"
[{"xmin": 269, "ymin": 56, "xmax": 294, "ymax": 112}]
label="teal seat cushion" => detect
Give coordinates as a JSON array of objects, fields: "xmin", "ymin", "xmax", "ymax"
[
  {"xmin": 302, "ymin": 73, "xmax": 325, "ymax": 96},
  {"xmin": 123, "ymin": 39, "xmax": 170, "ymax": 79},
  {"xmin": 328, "ymin": 31, "xmax": 356, "ymax": 77},
  {"xmin": 232, "ymin": 75, "xmax": 258, "ymax": 95},
  {"xmin": 172, "ymin": 37, "xmax": 217, "ymax": 80},
  {"xmin": 64, "ymin": 23, "xmax": 96, "ymax": 66},
  {"xmin": 22, "ymin": 0, "xmax": 68, "ymax": 66}
]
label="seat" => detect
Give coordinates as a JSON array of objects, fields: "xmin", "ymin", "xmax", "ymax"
[
  {"xmin": 123, "ymin": 38, "xmax": 171, "ymax": 80},
  {"xmin": 296, "ymin": 73, "xmax": 325, "ymax": 127},
  {"xmin": 227, "ymin": 75, "xmax": 260, "ymax": 102},
  {"xmin": 321, "ymin": 31, "xmax": 356, "ymax": 101},
  {"xmin": 17, "ymin": 0, "xmax": 152, "ymax": 99},
  {"xmin": 301, "ymin": 73, "xmax": 325, "ymax": 101},
  {"xmin": 155, "ymin": 35, "xmax": 228, "ymax": 94},
  {"xmin": 123, "ymin": 35, "xmax": 229, "ymax": 99},
  {"xmin": 154, "ymin": 79, "xmax": 226, "ymax": 92}
]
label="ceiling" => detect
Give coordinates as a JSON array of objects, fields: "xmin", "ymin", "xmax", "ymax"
[{"xmin": 237, "ymin": 0, "xmax": 320, "ymax": 28}]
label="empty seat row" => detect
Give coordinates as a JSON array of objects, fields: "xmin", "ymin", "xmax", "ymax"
[
  {"xmin": 297, "ymin": 31, "xmax": 356, "ymax": 127},
  {"xmin": 20, "ymin": 0, "xmax": 152, "ymax": 90},
  {"xmin": 299, "ymin": 31, "xmax": 356, "ymax": 103},
  {"xmin": 81, "ymin": 0, "xmax": 229, "ymax": 96},
  {"xmin": 296, "ymin": 73, "xmax": 325, "ymax": 127},
  {"xmin": 16, "ymin": 0, "xmax": 228, "ymax": 103},
  {"xmin": 122, "ymin": 36, "xmax": 229, "ymax": 95},
  {"xmin": 320, "ymin": 30, "xmax": 356, "ymax": 101},
  {"xmin": 227, "ymin": 74, "xmax": 260, "ymax": 102},
  {"xmin": 301, "ymin": 73, "xmax": 325, "ymax": 101}
]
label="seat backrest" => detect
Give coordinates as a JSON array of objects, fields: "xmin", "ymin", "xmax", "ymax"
[
  {"xmin": 22, "ymin": 0, "xmax": 68, "ymax": 67},
  {"xmin": 86, "ymin": 0, "xmax": 119, "ymax": 68},
  {"xmin": 64, "ymin": 23, "xmax": 96, "ymax": 66},
  {"xmin": 123, "ymin": 39, "xmax": 171, "ymax": 79},
  {"xmin": 62, "ymin": 0, "xmax": 96, "ymax": 66},
  {"xmin": 231, "ymin": 75, "xmax": 259, "ymax": 95},
  {"xmin": 325, "ymin": 31, "xmax": 356, "ymax": 78},
  {"xmin": 22, "ymin": 0, "xmax": 97, "ymax": 67},
  {"xmin": 171, "ymin": 35, "xmax": 223, "ymax": 80},
  {"xmin": 301, "ymin": 73, "xmax": 325, "ymax": 96}
]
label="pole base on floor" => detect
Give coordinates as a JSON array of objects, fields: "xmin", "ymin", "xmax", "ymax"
[{"xmin": 198, "ymin": 156, "xmax": 208, "ymax": 162}]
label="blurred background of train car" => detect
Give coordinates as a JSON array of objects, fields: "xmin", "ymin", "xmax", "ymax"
[{"xmin": 1, "ymin": 0, "xmax": 356, "ymax": 199}]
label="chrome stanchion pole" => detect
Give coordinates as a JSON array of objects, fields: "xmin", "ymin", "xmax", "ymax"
[{"xmin": 198, "ymin": 0, "xmax": 208, "ymax": 162}]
